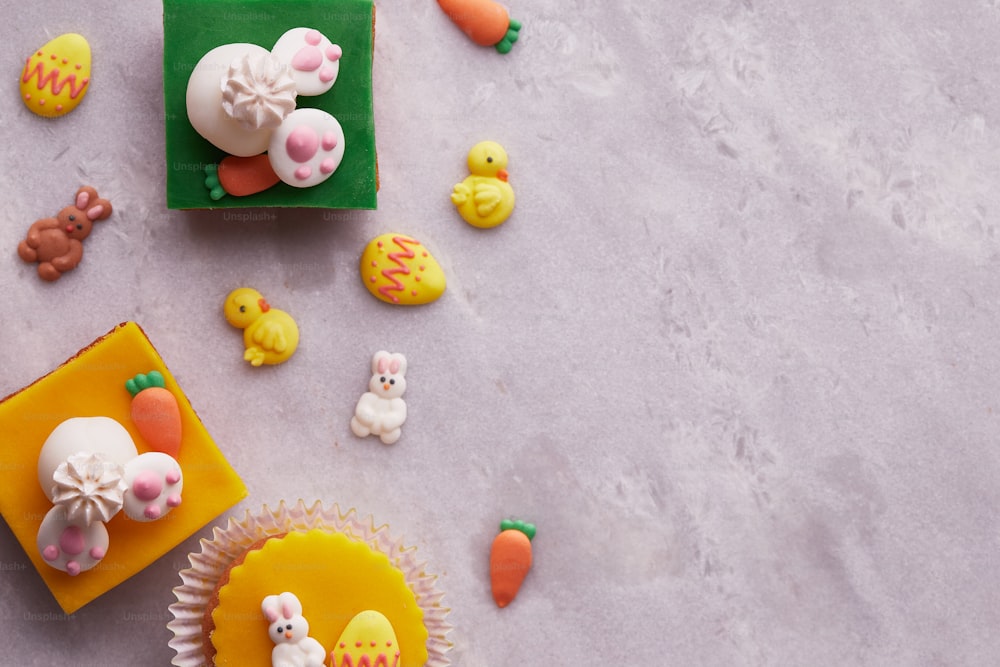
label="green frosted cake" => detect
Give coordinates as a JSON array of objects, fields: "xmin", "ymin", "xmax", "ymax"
[{"xmin": 163, "ymin": 0, "xmax": 377, "ymax": 209}]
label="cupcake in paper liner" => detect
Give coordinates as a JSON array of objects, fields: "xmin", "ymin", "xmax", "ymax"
[{"xmin": 168, "ymin": 500, "xmax": 452, "ymax": 666}]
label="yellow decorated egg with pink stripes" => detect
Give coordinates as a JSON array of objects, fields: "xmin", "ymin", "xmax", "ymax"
[
  {"xmin": 360, "ymin": 234, "xmax": 446, "ymax": 306},
  {"xmin": 20, "ymin": 33, "xmax": 91, "ymax": 118}
]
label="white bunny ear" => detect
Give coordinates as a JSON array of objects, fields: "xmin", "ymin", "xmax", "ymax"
[
  {"xmin": 372, "ymin": 350, "xmax": 391, "ymax": 374},
  {"xmin": 261, "ymin": 594, "xmax": 280, "ymax": 622},
  {"xmin": 278, "ymin": 591, "xmax": 302, "ymax": 619},
  {"xmin": 389, "ymin": 353, "xmax": 407, "ymax": 376}
]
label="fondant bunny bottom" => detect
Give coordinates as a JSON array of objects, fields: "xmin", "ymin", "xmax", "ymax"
[
  {"xmin": 37, "ymin": 505, "xmax": 110, "ymax": 576},
  {"xmin": 123, "ymin": 452, "xmax": 183, "ymax": 521}
]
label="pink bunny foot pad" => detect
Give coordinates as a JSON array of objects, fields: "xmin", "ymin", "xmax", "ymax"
[
  {"xmin": 122, "ymin": 452, "xmax": 184, "ymax": 521},
  {"xmin": 271, "ymin": 28, "xmax": 343, "ymax": 96},
  {"xmin": 163, "ymin": 0, "xmax": 378, "ymax": 210},
  {"xmin": 37, "ymin": 506, "xmax": 110, "ymax": 576},
  {"xmin": 269, "ymin": 108, "xmax": 346, "ymax": 188}
]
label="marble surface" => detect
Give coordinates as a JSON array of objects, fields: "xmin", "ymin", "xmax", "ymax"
[{"xmin": 2, "ymin": 1, "xmax": 1000, "ymax": 664}]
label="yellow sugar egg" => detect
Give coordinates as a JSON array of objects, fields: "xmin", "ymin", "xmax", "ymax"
[
  {"xmin": 330, "ymin": 610, "xmax": 400, "ymax": 667},
  {"xmin": 360, "ymin": 233, "xmax": 446, "ymax": 305},
  {"xmin": 20, "ymin": 33, "xmax": 92, "ymax": 118}
]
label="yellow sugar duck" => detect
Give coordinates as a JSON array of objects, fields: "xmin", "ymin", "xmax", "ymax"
[
  {"xmin": 451, "ymin": 140, "xmax": 515, "ymax": 228},
  {"xmin": 223, "ymin": 288, "xmax": 299, "ymax": 366}
]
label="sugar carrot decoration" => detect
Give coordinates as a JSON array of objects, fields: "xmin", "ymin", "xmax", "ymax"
[
  {"xmin": 490, "ymin": 519, "xmax": 535, "ymax": 607},
  {"xmin": 204, "ymin": 154, "xmax": 282, "ymax": 200},
  {"xmin": 437, "ymin": 0, "xmax": 522, "ymax": 54},
  {"xmin": 125, "ymin": 371, "xmax": 182, "ymax": 458}
]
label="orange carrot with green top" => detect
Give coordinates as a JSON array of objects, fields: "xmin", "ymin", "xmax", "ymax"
[
  {"xmin": 437, "ymin": 0, "xmax": 521, "ymax": 54},
  {"xmin": 490, "ymin": 519, "xmax": 535, "ymax": 607},
  {"xmin": 126, "ymin": 371, "xmax": 182, "ymax": 458},
  {"xmin": 204, "ymin": 154, "xmax": 281, "ymax": 201}
]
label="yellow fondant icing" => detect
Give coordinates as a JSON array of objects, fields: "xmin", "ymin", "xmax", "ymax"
[
  {"xmin": 20, "ymin": 33, "xmax": 92, "ymax": 118},
  {"xmin": 211, "ymin": 530, "xmax": 428, "ymax": 667},
  {"xmin": 0, "ymin": 322, "xmax": 247, "ymax": 613}
]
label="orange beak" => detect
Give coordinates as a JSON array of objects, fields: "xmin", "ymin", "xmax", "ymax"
[
  {"xmin": 497, "ymin": 169, "xmax": 508, "ymax": 182},
  {"xmin": 258, "ymin": 298, "xmax": 270, "ymax": 313}
]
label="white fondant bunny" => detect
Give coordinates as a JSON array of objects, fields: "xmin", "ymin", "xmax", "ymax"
[
  {"xmin": 350, "ymin": 351, "xmax": 408, "ymax": 445},
  {"xmin": 262, "ymin": 592, "xmax": 326, "ymax": 667}
]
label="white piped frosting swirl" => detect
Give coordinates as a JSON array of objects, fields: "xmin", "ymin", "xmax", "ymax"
[
  {"xmin": 50, "ymin": 452, "xmax": 126, "ymax": 525},
  {"xmin": 221, "ymin": 52, "xmax": 297, "ymax": 130}
]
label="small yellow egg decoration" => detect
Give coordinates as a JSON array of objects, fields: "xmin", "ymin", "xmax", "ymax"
[
  {"xmin": 20, "ymin": 33, "xmax": 92, "ymax": 118},
  {"xmin": 360, "ymin": 234, "xmax": 446, "ymax": 306},
  {"xmin": 330, "ymin": 610, "xmax": 401, "ymax": 667}
]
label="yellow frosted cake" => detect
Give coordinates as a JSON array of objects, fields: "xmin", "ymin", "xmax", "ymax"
[{"xmin": 0, "ymin": 322, "xmax": 247, "ymax": 614}]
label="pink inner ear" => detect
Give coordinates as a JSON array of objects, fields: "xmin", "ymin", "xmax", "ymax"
[
  {"xmin": 76, "ymin": 191, "xmax": 89, "ymax": 209},
  {"xmin": 87, "ymin": 204, "xmax": 104, "ymax": 221},
  {"xmin": 389, "ymin": 359, "xmax": 400, "ymax": 374},
  {"xmin": 377, "ymin": 358, "xmax": 389, "ymax": 373},
  {"xmin": 282, "ymin": 602, "xmax": 293, "ymax": 619},
  {"xmin": 264, "ymin": 608, "xmax": 278, "ymax": 622}
]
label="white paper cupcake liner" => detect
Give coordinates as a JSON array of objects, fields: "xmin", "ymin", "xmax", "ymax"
[{"xmin": 167, "ymin": 499, "xmax": 452, "ymax": 666}]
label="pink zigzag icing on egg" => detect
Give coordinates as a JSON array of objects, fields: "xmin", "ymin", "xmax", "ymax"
[
  {"xmin": 332, "ymin": 652, "xmax": 399, "ymax": 667},
  {"xmin": 378, "ymin": 236, "xmax": 420, "ymax": 302},
  {"xmin": 21, "ymin": 60, "xmax": 88, "ymax": 99}
]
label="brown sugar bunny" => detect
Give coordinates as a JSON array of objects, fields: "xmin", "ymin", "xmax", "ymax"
[{"xmin": 18, "ymin": 186, "xmax": 112, "ymax": 281}]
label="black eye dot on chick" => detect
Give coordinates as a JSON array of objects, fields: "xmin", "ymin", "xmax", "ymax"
[{"xmin": 487, "ymin": 156, "xmax": 493, "ymax": 163}]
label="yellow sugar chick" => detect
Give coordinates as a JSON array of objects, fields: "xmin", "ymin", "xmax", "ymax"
[
  {"xmin": 451, "ymin": 140, "xmax": 515, "ymax": 229},
  {"xmin": 223, "ymin": 288, "xmax": 300, "ymax": 366}
]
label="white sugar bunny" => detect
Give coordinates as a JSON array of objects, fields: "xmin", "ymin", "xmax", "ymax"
[
  {"xmin": 350, "ymin": 351, "xmax": 408, "ymax": 445},
  {"xmin": 262, "ymin": 592, "xmax": 326, "ymax": 667}
]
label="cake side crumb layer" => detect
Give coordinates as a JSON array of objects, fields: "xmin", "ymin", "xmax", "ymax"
[{"xmin": 201, "ymin": 534, "xmax": 283, "ymax": 664}]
